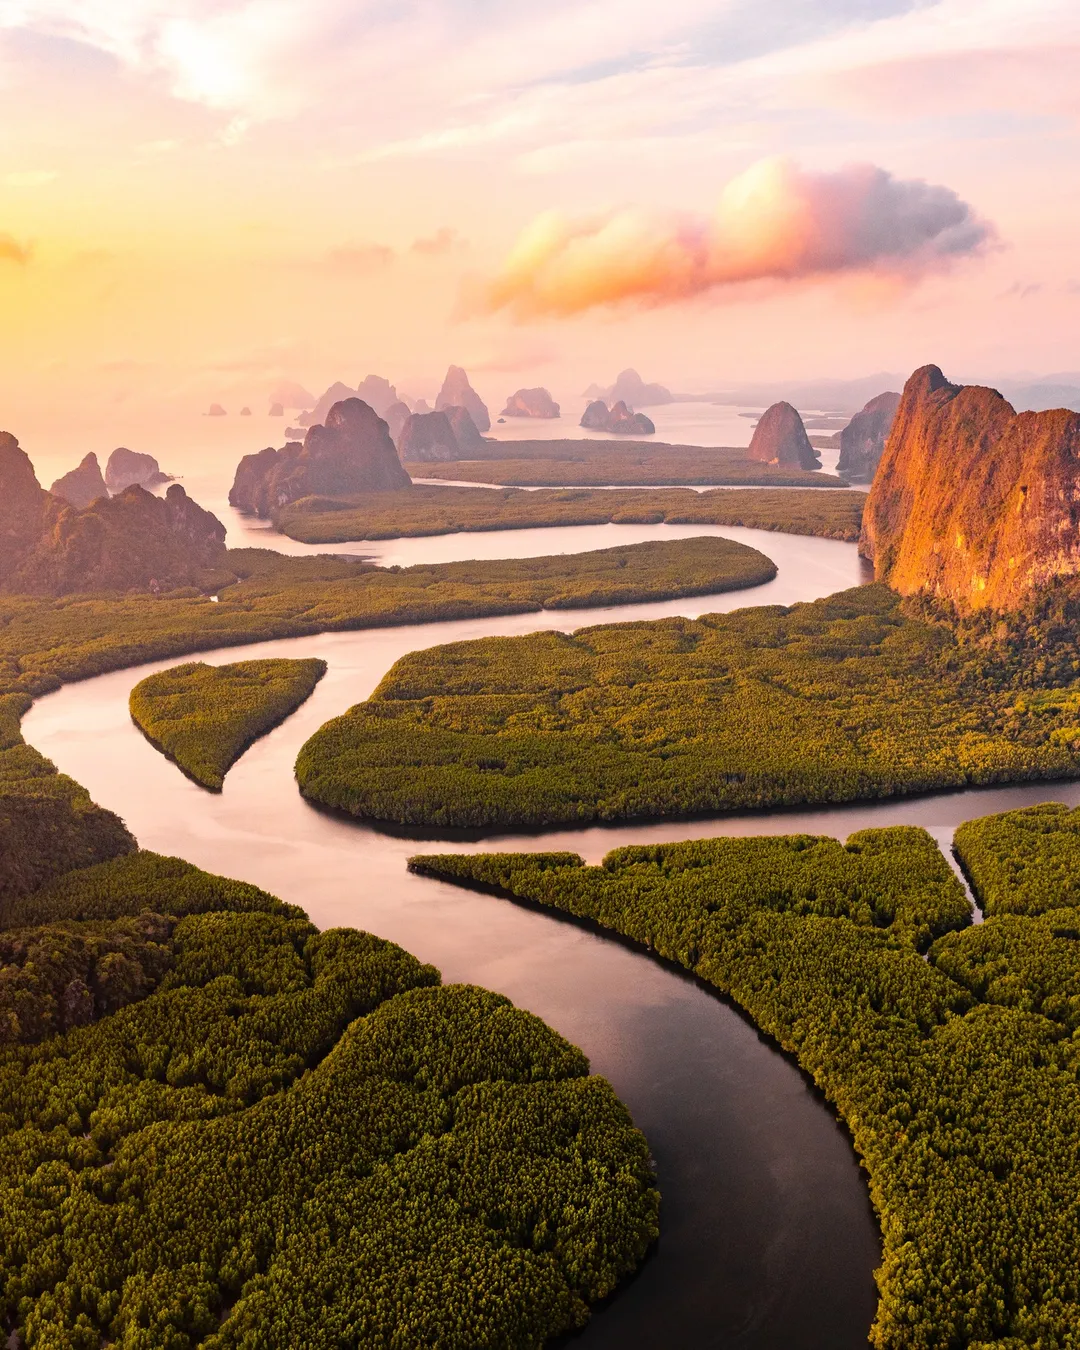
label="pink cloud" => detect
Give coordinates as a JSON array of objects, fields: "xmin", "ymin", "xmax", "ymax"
[{"xmin": 477, "ymin": 158, "xmax": 994, "ymax": 318}]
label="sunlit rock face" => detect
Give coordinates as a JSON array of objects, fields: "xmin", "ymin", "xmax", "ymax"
[
  {"xmin": 0, "ymin": 433, "xmax": 51, "ymax": 579},
  {"xmin": 436, "ymin": 366, "xmax": 490, "ymax": 432},
  {"xmin": 501, "ymin": 387, "xmax": 560, "ymax": 418},
  {"xmin": 397, "ymin": 411, "xmax": 460, "ymax": 463},
  {"xmin": 50, "ymin": 453, "xmax": 108, "ymax": 509},
  {"xmin": 105, "ymin": 447, "xmax": 171, "ymax": 494},
  {"xmin": 836, "ymin": 392, "xmax": 902, "ymax": 482},
  {"xmin": 229, "ymin": 398, "xmax": 411, "ymax": 517},
  {"xmin": 860, "ymin": 364, "xmax": 1080, "ymax": 613},
  {"xmin": 747, "ymin": 402, "xmax": 820, "ymax": 470}
]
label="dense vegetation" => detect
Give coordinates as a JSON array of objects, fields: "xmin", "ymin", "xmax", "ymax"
[
  {"xmin": 411, "ymin": 822, "xmax": 1080, "ymax": 1347},
  {"xmin": 400, "ymin": 438, "xmax": 845, "ymax": 488},
  {"xmin": 0, "ymin": 850, "xmax": 659, "ymax": 1345},
  {"xmin": 130, "ymin": 657, "xmax": 327, "ymax": 790},
  {"xmin": 296, "ymin": 583, "xmax": 1080, "ymax": 829},
  {"xmin": 953, "ymin": 802, "xmax": 1080, "ymax": 915},
  {"xmin": 0, "ymin": 538, "xmax": 779, "ymax": 912},
  {"xmin": 275, "ymin": 483, "xmax": 866, "ymax": 544}
]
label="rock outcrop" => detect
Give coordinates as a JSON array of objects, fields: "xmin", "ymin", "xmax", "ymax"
[
  {"xmin": 229, "ymin": 398, "xmax": 411, "ymax": 516},
  {"xmin": 0, "ymin": 433, "xmax": 50, "ymax": 580},
  {"xmin": 747, "ymin": 402, "xmax": 820, "ymax": 470},
  {"xmin": 861, "ymin": 364, "xmax": 1080, "ymax": 613},
  {"xmin": 836, "ymin": 392, "xmax": 901, "ymax": 482},
  {"xmin": 594, "ymin": 369, "xmax": 673, "ymax": 407},
  {"xmin": 444, "ymin": 406, "xmax": 484, "ymax": 454},
  {"xmin": 579, "ymin": 400, "xmax": 655, "ymax": 435},
  {"xmin": 436, "ymin": 366, "xmax": 490, "ymax": 432},
  {"xmin": 269, "ymin": 402, "xmax": 284, "ymax": 417},
  {"xmin": 297, "ymin": 382, "xmax": 356, "ymax": 428},
  {"xmin": 240, "ymin": 406, "xmax": 252, "ymax": 416},
  {"xmin": 207, "ymin": 404, "xmax": 226, "ymax": 417},
  {"xmin": 50, "ymin": 453, "xmax": 108, "ymax": 509},
  {"xmin": 355, "ymin": 375, "xmax": 400, "ymax": 418},
  {"xmin": 105, "ymin": 448, "xmax": 171, "ymax": 494},
  {"xmin": 502, "ymin": 388, "xmax": 560, "ymax": 419},
  {"xmin": 0, "ymin": 434, "xmax": 228, "ymax": 595},
  {"xmin": 397, "ymin": 412, "xmax": 460, "ymax": 463},
  {"xmin": 383, "ymin": 400, "xmax": 412, "ymax": 442}
]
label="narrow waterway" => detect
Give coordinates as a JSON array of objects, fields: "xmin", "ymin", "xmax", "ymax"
[{"xmin": 27, "ymin": 522, "xmax": 1061, "ymax": 1346}]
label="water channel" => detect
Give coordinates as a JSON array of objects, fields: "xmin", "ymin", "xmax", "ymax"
[{"xmin": 26, "ymin": 516, "xmax": 1080, "ymax": 1347}]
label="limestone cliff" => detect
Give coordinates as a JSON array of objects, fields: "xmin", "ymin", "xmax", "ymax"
[
  {"xmin": 229, "ymin": 398, "xmax": 411, "ymax": 516},
  {"xmin": 444, "ymin": 406, "xmax": 484, "ymax": 454},
  {"xmin": 747, "ymin": 403, "xmax": 820, "ymax": 470},
  {"xmin": 397, "ymin": 411, "xmax": 460, "ymax": 463},
  {"xmin": 436, "ymin": 366, "xmax": 490, "ymax": 432},
  {"xmin": 105, "ymin": 447, "xmax": 171, "ymax": 493},
  {"xmin": 860, "ymin": 364, "xmax": 1080, "ymax": 612},
  {"xmin": 502, "ymin": 388, "xmax": 560, "ymax": 419},
  {"xmin": 836, "ymin": 392, "xmax": 901, "ymax": 482},
  {"xmin": 579, "ymin": 400, "xmax": 655, "ymax": 435},
  {"xmin": 0, "ymin": 434, "xmax": 228, "ymax": 594},
  {"xmin": 50, "ymin": 453, "xmax": 108, "ymax": 509}
]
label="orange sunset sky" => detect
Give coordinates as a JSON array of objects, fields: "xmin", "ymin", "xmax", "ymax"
[{"xmin": 1, "ymin": 0, "xmax": 1078, "ymax": 441}]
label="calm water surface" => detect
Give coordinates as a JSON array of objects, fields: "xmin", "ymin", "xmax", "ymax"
[{"xmin": 29, "ymin": 523, "xmax": 1058, "ymax": 1347}]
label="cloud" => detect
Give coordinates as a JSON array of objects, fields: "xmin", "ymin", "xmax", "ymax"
[
  {"xmin": 4, "ymin": 169, "xmax": 56, "ymax": 186},
  {"xmin": 411, "ymin": 227, "xmax": 460, "ymax": 256},
  {"xmin": 0, "ymin": 233, "xmax": 31, "ymax": 265},
  {"xmin": 477, "ymin": 157, "xmax": 994, "ymax": 318},
  {"xmin": 322, "ymin": 242, "xmax": 395, "ymax": 275}
]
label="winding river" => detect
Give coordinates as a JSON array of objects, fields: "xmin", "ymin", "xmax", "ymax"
[{"xmin": 26, "ymin": 516, "xmax": 1080, "ymax": 1347}]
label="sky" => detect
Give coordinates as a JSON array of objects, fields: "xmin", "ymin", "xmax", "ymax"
[{"xmin": 0, "ymin": 0, "xmax": 1078, "ymax": 444}]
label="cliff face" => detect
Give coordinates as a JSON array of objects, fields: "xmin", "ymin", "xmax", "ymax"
[
  {"xmin": 50, "ymin": 453, "xmax": 108, "ymax": 509},
  {"xmin": 747, "ymin": 402, "xmax": 820, "ymax": 470},
  {"xmin": 579, "ymin": 400, "xmax": 656, "ymax": 435},
  {"xmin": 105, "ymin": 447, "xmax": 171, "ymax": 493},
  {"xmin": 436, "ymin": 366, "xmax": 490, "ymax": 432},
  {"xmin": 384, "ymin": 401, "xmax": 411, "ymax": 442},
  {"xmin": 444, "ymin": 406, "xmax": 484, "ymax": 454},
  {"xmin": 0, "ymin": 434, "xmax": 50, "ymax": 578},
  {"xmin": 860, "ymin": 365, "xmax": 1080, "ymax": 612},
  {"xmin": 502, "ymin": 388, "xmax": 560, "ymax": 418},
  {"xmin": 397, "ymin": 411, "xmax": 460, "ymax": 463},
  {"xmin": 836, "ymin": 392, "xmax": 901, "ymax": 482},
  {"xmin": 229, "ymin": 398, "xmax": 411, "ymax": 516},
  {"xmin": 0, "ymin": 436, "xmax": 227, "ymax": 595}
]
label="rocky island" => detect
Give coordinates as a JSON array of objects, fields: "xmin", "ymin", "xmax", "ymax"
[
  {"xmin": 580, "ymin": 400, "xmax": 656, "ymax": 435},
  {"xmin": 50, "ymin": 452, "xmax": 108, "ymax": 509},
  {"xmin": 105, "ymin": 447, "xmax": 173, "ymax": 493},
  {"xmin": 747, "ymin": 401, "xmax": 821, "ymax": 470},
  {"xmin": 835, "ymin": 391, "xmax": 901, "ymax": 481},
  {"xmin": 230, "ymin": 398, "xmax": 412, "ymax": 517},
  {"xmin": 436, "ymin": 365, "xmax": 490, "ymax": 432},
  {"xmin": 502, "ymin": 387, "xmax": 560, "ymax": 418},
  {"xmin": 860, "ymin": 364, "xmax": 1080, "ymax": 612}
]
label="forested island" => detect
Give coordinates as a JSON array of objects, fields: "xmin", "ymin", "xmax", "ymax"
[
  {"xmin": 274, "ymin": 484, "xmax": 866, "ymax": 545},
  {"xmin": 130, "ymin": 658, "xmax": 327, "ymax": 790},
  {"xmin": 0, "ymin": 846, "xmax": 659, "ymax": 1344},
  {"xmin": 412, "ymin": 807, "xmax": 1080, "ymax": 1346},
  {"xmin": 295, "ymin": 583, "xmax": 1080, "ymax": 829}
]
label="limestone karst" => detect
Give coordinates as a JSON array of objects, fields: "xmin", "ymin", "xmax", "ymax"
[
  {"xmin": 836, "ymin": 392, "xmax": 902, "ymax": 482},
  {"xmin": 105, "ymin": 448, "xmax": 172, "ymax": 494},
  {"xmin": 397, "ymin": 411, "xmax": 460, "ymax": 463},
  {"xmin": 229, "ymin": 398, "xmax": 411, "ymax": 517},
  {"xmin": 444, "ymin": 406, "xmax": 484, "ymax": 454},
  {"xmin": 50, "ymin": 453, "xmax": 108, "ymax": 509},
  {"xmin": 0, "ymin": 433, "xmax": 227, "ymax": 594},
  {"xmin": 588, "ymin": 369, "xmax": 673, "ymax": 407},
  {"xmin": 747, "ymin": 402, "xmax": 820, "ymax": 470},
  {"xmin": 436, "ymin": 366, "xmax": 490, "ymax": 432},
  {"xmin": 579, "ymin": 400, "xmax": 655, "ymax": 435},
  {"xmin": 502, "ymin": 388, "xmax": 560, "ymax": 418},
  {"xmin": 861, "ymin": 364, "xmax": 1080, "ymax": 612}
]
